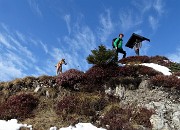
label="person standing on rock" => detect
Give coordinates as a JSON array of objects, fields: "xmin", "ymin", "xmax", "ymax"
[
  {"xmin": 113, "ymin": 33, "xmax": 126, "ymax": 60},
  {"xmin": 133, "ymin": 39, "xmax": 142, "ymax": 56},
  {"xmin": 55, "ymin": 58, "xmax": 67, "ymax": 75}
]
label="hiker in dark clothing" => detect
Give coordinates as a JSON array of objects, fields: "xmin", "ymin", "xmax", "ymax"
[{"xmin": 114, "ymin": 33, "xmax": 126, "ymax": 59}]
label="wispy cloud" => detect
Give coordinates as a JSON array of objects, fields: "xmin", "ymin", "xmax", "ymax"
[
  {"xmin": 7, "ymin": 34, "xmax": 36, "ymax": 63},
  {"xmin": 34, "ymin": 66, "xmax": 48, "ymax": 76},
  {"xmin": 51, "ymin": 19, "xmax": 97, "ymax": 72},
  {"xmin": 134, "ymin": 30, "xmax": 143, "ymax": 34},
  {"xmin": 132, "ymin": 0, "xmax": 152, "ymax": 14},
  {"xmin": 119, "ymin": 10, "xmax": 142, "ymax": 32},
  {"xmin": 16, "ymin": 31, "xmax": 26, "ymax": 43},
  {"xmin": 132, "ymin": 0, "xmax": 165, "ymax": 32},
  {"xmin": 39, "ymin": 41, "xmax": 48, "ymax": 54},
  {"xmin": 167, "ymin": 47, "xmax": 180, "ymax": 63},
  {"xmin": 28, "ymin": 0, "xmax": 42, "ymax": 17},
  {"xmin": 0, "ymin": 62, "xmax": 25, "ymax": 82},
  {"xmin": 0, "ymin": 23, "xmax": 50, "ymax": 81},
  {"xmin": 153, "ymin": 0, "xmax": 164, "ymax": 16},
  {"xmin": 141, "ymin": 42, "xmax": 151, "ymax": 55},
  {"xmin": 64, "ymin": 14, "xmax": 71, "ymax": 34},
  {"xmin": 98, "ymin": 9, "xmax": 114, "ymax": 42},
  {"xmin": 0, "ymin": 33, "xmax": 16, "ymax": 50},
  {"xmin": 148, "ymin": 16, "xmax": 159, "ymax": 31}
]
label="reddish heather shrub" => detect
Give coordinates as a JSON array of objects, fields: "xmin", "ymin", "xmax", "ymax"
[
  {"xmin": 85, "ymin": 64, "xmax": 119, "ymax": 79},
  {"xmin": 100, "ymin": 106, "xmax": 153, "ymax": 130},
  {"xmin": 57, "ymin": 69, "xmax": 85, "ymax": 89},
  {"xmin": 132, "ymin": 107, "xmax": 154, "ymax": 128},
  {"xmin": 150, "ymin": 75, "xmax": 180, "ymax": 89},
  {"xmin": 118, "ymin": 65, "xmax": 162, "ymax": 78},
  {"xmin": 55, "ymin": 94, "xmax": 80, "ymax": 117},
  {"xmin": 118, "ymin": 65, "xmax": 139, "ymax": 77},
  {"xmin": 149, "ymin": 56, "xmax": 171, "ymax": 67},
  {"xmin": 83, "ymin": 64, "xmax": 119, "ymax": 91},
  {"xmin": 173, "ymin": 72, "xmax": 180, "ymax": 76},
  {"xmin": 101, "ymin": 106, "xmax": 134, "ymax": 130},
  {"xmin": 0, "ymin": 93, "xmax": 39, "ymax": 120},
  {"xmin": 119, "ymin": 56, "xmax": 150, "ymax": 64}
]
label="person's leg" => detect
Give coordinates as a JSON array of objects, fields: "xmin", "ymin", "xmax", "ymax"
[
  {"xmin": 56, "ymin": 67, "xmax": 59, "ymax": 75},
  {"xmin": 57, "ymin": 66, "xmax": 62, "ymax": 75},
  {"xmin": 59, "ymin": 66, "xmax": 62, "ymax": 74},
  {"xmin": 118, "ymin": 48, "xmax": 126, "ymax": 58},
  {"xmin": 115, "ymin": 49, "xmax": 119, "ymax": 61},
  {"xmin": 135, "ymin": 48, "xmax": 139, "ymax": 56}
]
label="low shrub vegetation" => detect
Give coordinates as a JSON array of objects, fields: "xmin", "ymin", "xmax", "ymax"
[
  {"xmin": 118, "ymin": 65, "xmax": 162, "ymax": 78},
  {"xmin": 149, "ymin": 55, "xmax": 171, "ymax": 67},
  {"xmin": 100, "ymin": 105, "xmax": 153, "ymax": 130},
  {"xmin": 57, "ymin": 69, "xmax": 85, "ymax": 90},
  {"xmin": 0, "ymin": 93, "xmax": 39, "ymax": 120},
  {"xmin": 83, "ymin": 64, "xmax": 119, "ymax": 92},
  {"xmin": 150, "ymin": 75, "xmax": 180, "ymax": 89},
  {"xmin": 119, "ymin": 56, "xmax": 150, "ymax": 64},
  {"xmin": 169, "ymin": 62, "xmax": 180, "ymax": 72},
  {"xmin": 55, "ymin": 93, "xmax": 107, "ymax": 120}
]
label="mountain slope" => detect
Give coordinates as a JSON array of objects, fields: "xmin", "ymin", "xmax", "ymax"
[{"xmin": 0, "ymin": 55, "xmax": 180, "ymax": 130}]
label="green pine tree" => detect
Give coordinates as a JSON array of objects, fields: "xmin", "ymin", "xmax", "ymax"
[{"xmin": 86, "ymin": 44, "xmax": 118, "ymax": 66}]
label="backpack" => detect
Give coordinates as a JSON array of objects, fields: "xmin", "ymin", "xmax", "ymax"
[{"xmin": 112, "ymin": 38, "xmax": 120, "ymax": 48}]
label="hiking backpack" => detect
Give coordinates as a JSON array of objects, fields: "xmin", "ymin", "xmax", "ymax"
[{"xmin": 112, "ymin": 38, "xmax": 120, "ymax": 48}]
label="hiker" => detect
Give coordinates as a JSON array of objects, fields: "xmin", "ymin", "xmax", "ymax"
[
  {"xmin": 125, "ymin": 33, "xmax": 150, "ymax": 56},
  {"xmin": 114, "ymin": 33, "xmax": 126, "ymax": 59},
  {"xmin": 133, "ymin": 39, "xmax": 142, "ymax": 56},
  {"xmin": 55, "ymin": 58, "xmax": 67, "ymax": 75}
]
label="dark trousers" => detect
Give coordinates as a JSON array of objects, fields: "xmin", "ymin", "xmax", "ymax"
[{"xmin": 116, "ymin": 48, "xmax": 126, "ymax": 59}]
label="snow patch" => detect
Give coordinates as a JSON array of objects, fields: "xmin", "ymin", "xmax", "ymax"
[
  {"xmin": 59, "ymin": 123, "xmax": 106, "ymax": 130},
  {"xmin": 141, "ymin": 63, "xmax": 172, "ymax": 75},
  {"xmin": 0, "ymin": 119, "xmax": 32, "ymax": 130}
]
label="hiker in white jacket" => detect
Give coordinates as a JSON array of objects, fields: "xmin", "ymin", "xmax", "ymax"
[{"xmin": 133, "ymin": 39, "xmax": 142, "ymax": 56}]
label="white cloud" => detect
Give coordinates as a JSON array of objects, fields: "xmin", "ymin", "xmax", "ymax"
[
  {"xmin": 133, "ymin": 30, "xmax": 143, "ymax": 35},
  {"xmin": 167, "ymin": 47, "xmax": 180, "ymax": 63},
  {"xmin": 3, "ymin": 50, "xmax": 29, "ymax": 70},
  {"xmin": 132, "ymin": 0, "xmax": 165, "ymax": 32},
  {"xmin": 0, "ymin": 33, "xmax": 16, "ymax": 50},
  {"xmin": 0, "ymin": 23, "xmax": 50, "ymax": 81},
  {"xmin": 98, "ymin": 9, "xmax": 114, "ymax": 42},
  {"xmin": 64, "ymin": 14, "xmax": 71, "ymax": 34},
  {"xmin": 132, "ymin": 0, "xmax": 152, "ymax": 14},
  {"xmin": 153, "ymin": 0, "xmax": 164, "ymax": 16},
  {"xmin": 34, "ymin": 66, "xmax": 48, "ymax": 76},
  {"xmin": 16, "ymin": 31, "xmax": 26, "ymax": 43},
  {"xmin": 148, "ymin": 16, "xmax": 159, "ymax": 31},
  {"xmin": 28, "ymin": 0, "xmax": 42, "ymax": 17},
  {"xmin": 141, "ymin": 42, "xmax": 151, "ymax": 55},
  {"xmin": 119, "ymin": 11, "xmax": 142, "ymax": 32},
  {"xmin": 39, "ymin": 41, "xmax": 48, "ymax": 53},
  {"xmin": 50, "ymin": 22, "xmax": 96, "ymax": 72},
  {"xmin": 0, "ymin": 62, "xmax": 26, "ymax": 82},
  {"xmin": 7, "ymin": 34, "xmax": 36, "ymax": 63}
]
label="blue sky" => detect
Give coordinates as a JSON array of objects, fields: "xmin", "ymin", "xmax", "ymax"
[{"xmin": 0, "ymin": 0, "xmax": 180, "ymax": 81}]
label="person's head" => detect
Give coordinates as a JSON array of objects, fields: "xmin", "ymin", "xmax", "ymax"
[
  {"xmin": 119, "ymin": 33, "xmax": 124, "ymax": 38},
  {"xmin": 62, "ymin": 58, "xmax": 67, "ymax": 65}
]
